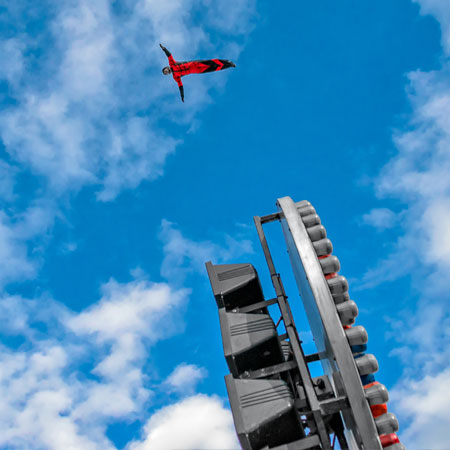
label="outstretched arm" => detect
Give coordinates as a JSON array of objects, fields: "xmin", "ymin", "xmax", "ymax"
[
  {"xmin": 159, "ymin": 43, "xmax": 171, "ymax": 57},
  {"xmin": 160, "ymin": 43, "xmax": 176, "ymax": 66}
]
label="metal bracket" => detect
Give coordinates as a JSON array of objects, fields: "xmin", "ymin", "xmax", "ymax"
[{"xmin": 240, "ymin": 360, "xmax": 298, "ymax": 379}]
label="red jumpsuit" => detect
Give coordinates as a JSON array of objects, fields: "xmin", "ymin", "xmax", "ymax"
[{"xmin": 161, "ymin": 45, "xmax": 235, "ymax": 102}]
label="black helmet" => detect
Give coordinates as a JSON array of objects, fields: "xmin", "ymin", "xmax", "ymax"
[{"xmin": 162, "ymin": 66, "xmax": 171, "ymax": 75}]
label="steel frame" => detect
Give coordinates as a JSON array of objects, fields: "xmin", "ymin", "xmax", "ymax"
[
  {"xmin": 277, "ymin": 197, "xmax": 382, "ymax": 450},
  {"xmin": 250, "ymin": 197, "xmax": 384, "ymax": 450},
  {"xmin": 253, "ymin": 215, "xmax": 342, "ymax": 450}
]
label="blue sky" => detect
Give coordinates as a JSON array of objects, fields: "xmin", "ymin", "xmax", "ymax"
[{"xmin": 0, "ymin": 0, "xmax": 449, "ymax": 448}]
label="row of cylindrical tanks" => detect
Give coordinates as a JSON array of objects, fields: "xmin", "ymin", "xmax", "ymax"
[{"xmin": 298, "ymin": 202, "xmax": 405, "ymax": 450}]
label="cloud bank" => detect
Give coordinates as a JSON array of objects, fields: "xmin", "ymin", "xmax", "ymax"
[
  {"xmin": 128, "ymin": 395, "xmax": 239, "ymax": 450},
  {"xmin": 0, "ymin": 278, "xmax": 188, "ymax": 449},
  {"xmin": 362, "ymin": 2, "xmax": 450, "ymax": 447},
  {"xmin": 0, "ymin": 1, "xmax": 258, "ymax": 447},
  {"xmin": 0, "ymin": 213, "xmax": 255, "ymax": 448}
]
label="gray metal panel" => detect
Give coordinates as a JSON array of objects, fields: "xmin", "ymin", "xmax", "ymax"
[
  {"xmin": 225, "ymin": 375, "xmax": 304, "ymax": 449},
  {"xmin": 219, "ymin": 309, "xmax": 284, "ymax": 377},
  {"xmin": 277, "ymin": 196, "xmax": 382, "ymax": 450}
]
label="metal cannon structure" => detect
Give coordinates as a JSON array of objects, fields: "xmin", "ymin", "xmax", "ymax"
[{"xmin": 206, "ymin": 196, "xmax": 404, "ymax": 450}]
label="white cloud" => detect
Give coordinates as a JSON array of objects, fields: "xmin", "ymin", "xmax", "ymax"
[
  {"xmin": 421, "ymin": 197, "xmax": 450, "ymax": 269},
  {"xmin": 414, "ymin": 0, "xmax": 450, "ymax": 54},
  {"xmin": 0, "ymin": 346, "xmax": 110, "ymax": 450},
  {"xmin": 361, "ymin": 60, "xmax": 450, "ymax": 285},
  {"xmin": 159, "ymin": 219, "xmax": 253, "ymax": 282},
  {"xmin": 68, "ymin": 279, "xmax": 190, "ymax": 421},
  {"xmin": 0, "ymin": 212, "xmax": 36, "ymax": 283},
  {"xmin": 0, "ymin": 39, "xmax": 24, "ymax": 84},
  {"xmin": 202, "ymin": 0, "xmax": 256, "ymax": 34},
  {"xmin": 0, "ymin": 0, "xmax": 254, "ymax": 200},
  {"xmin": 68, "ymin": 278, "xmax": 188, "ymax": 344},
  {"xmin": 0, "ymin": 276, "xmax": 191, "ymax": 449},
  {"xmin": 356, "ymin": 232, "xmax": 416, "ymax": 290},
  {"xmin": 0, "ymin": 213, "xmax": 254, "ymax": 448},
  {"xmin": 127, "ymin": 394, "xmax": 239, "ymax": 450},
  {"xmin": 363, "ymin": 65, "xmax": 450, "ymax": 293},
  {"xmin": 0, "ymin": 0, "xmax": 256, "ymax": 287},
  {"xmin": 0, "ymin": 1, "xmax": 255, "ymax": 448},
  {"xmin": 391, "ymin": 369, "xmax": 450, "ymax": 450},
  {"xmin": 0, "ymin": 272, "xmax": 242, "ymax": 449},
  {"xmin": 0, "ymin": 161, "xmax": 17, "ymax": 202},
  {"xmin": 361, "ymin": 207, "xmax": 398, "ymax": 229},
  {"xmin": 360, "ymin": 4, "xmax": 450, "ymax": 447},
  {"xmin": 164, "ymin": 363, "xmax": 208, "ymax": 395},
  {"xmin": 0, "ymin": 201, "xmax": 56, "ymax": 286}
]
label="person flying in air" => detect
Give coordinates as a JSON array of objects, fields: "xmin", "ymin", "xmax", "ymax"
[{"xmin": 160, "ymin": 44, "xmax": 236, "ymax": 102}]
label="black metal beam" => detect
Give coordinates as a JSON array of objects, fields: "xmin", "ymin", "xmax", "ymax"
[
  {"xmin": 236, "ymin": 297, "xmax": 278, "ymax": 313},
  {"xmin": 240, "ymin": 360, "xmax": 298, "ymax": 379},
  {"xmin": 253, "ymin": 215, "xmax": 332, "ymax": 450}
]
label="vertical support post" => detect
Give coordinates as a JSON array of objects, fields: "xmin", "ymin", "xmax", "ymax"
[{"xmin": 253, "ymin": 216, "xmax": 332, "ymax": 450}]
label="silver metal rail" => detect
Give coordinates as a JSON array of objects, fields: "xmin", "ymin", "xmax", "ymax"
[{"xmin": 277, "ymin": 196, "xmax": 382, "ymax": 450}]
